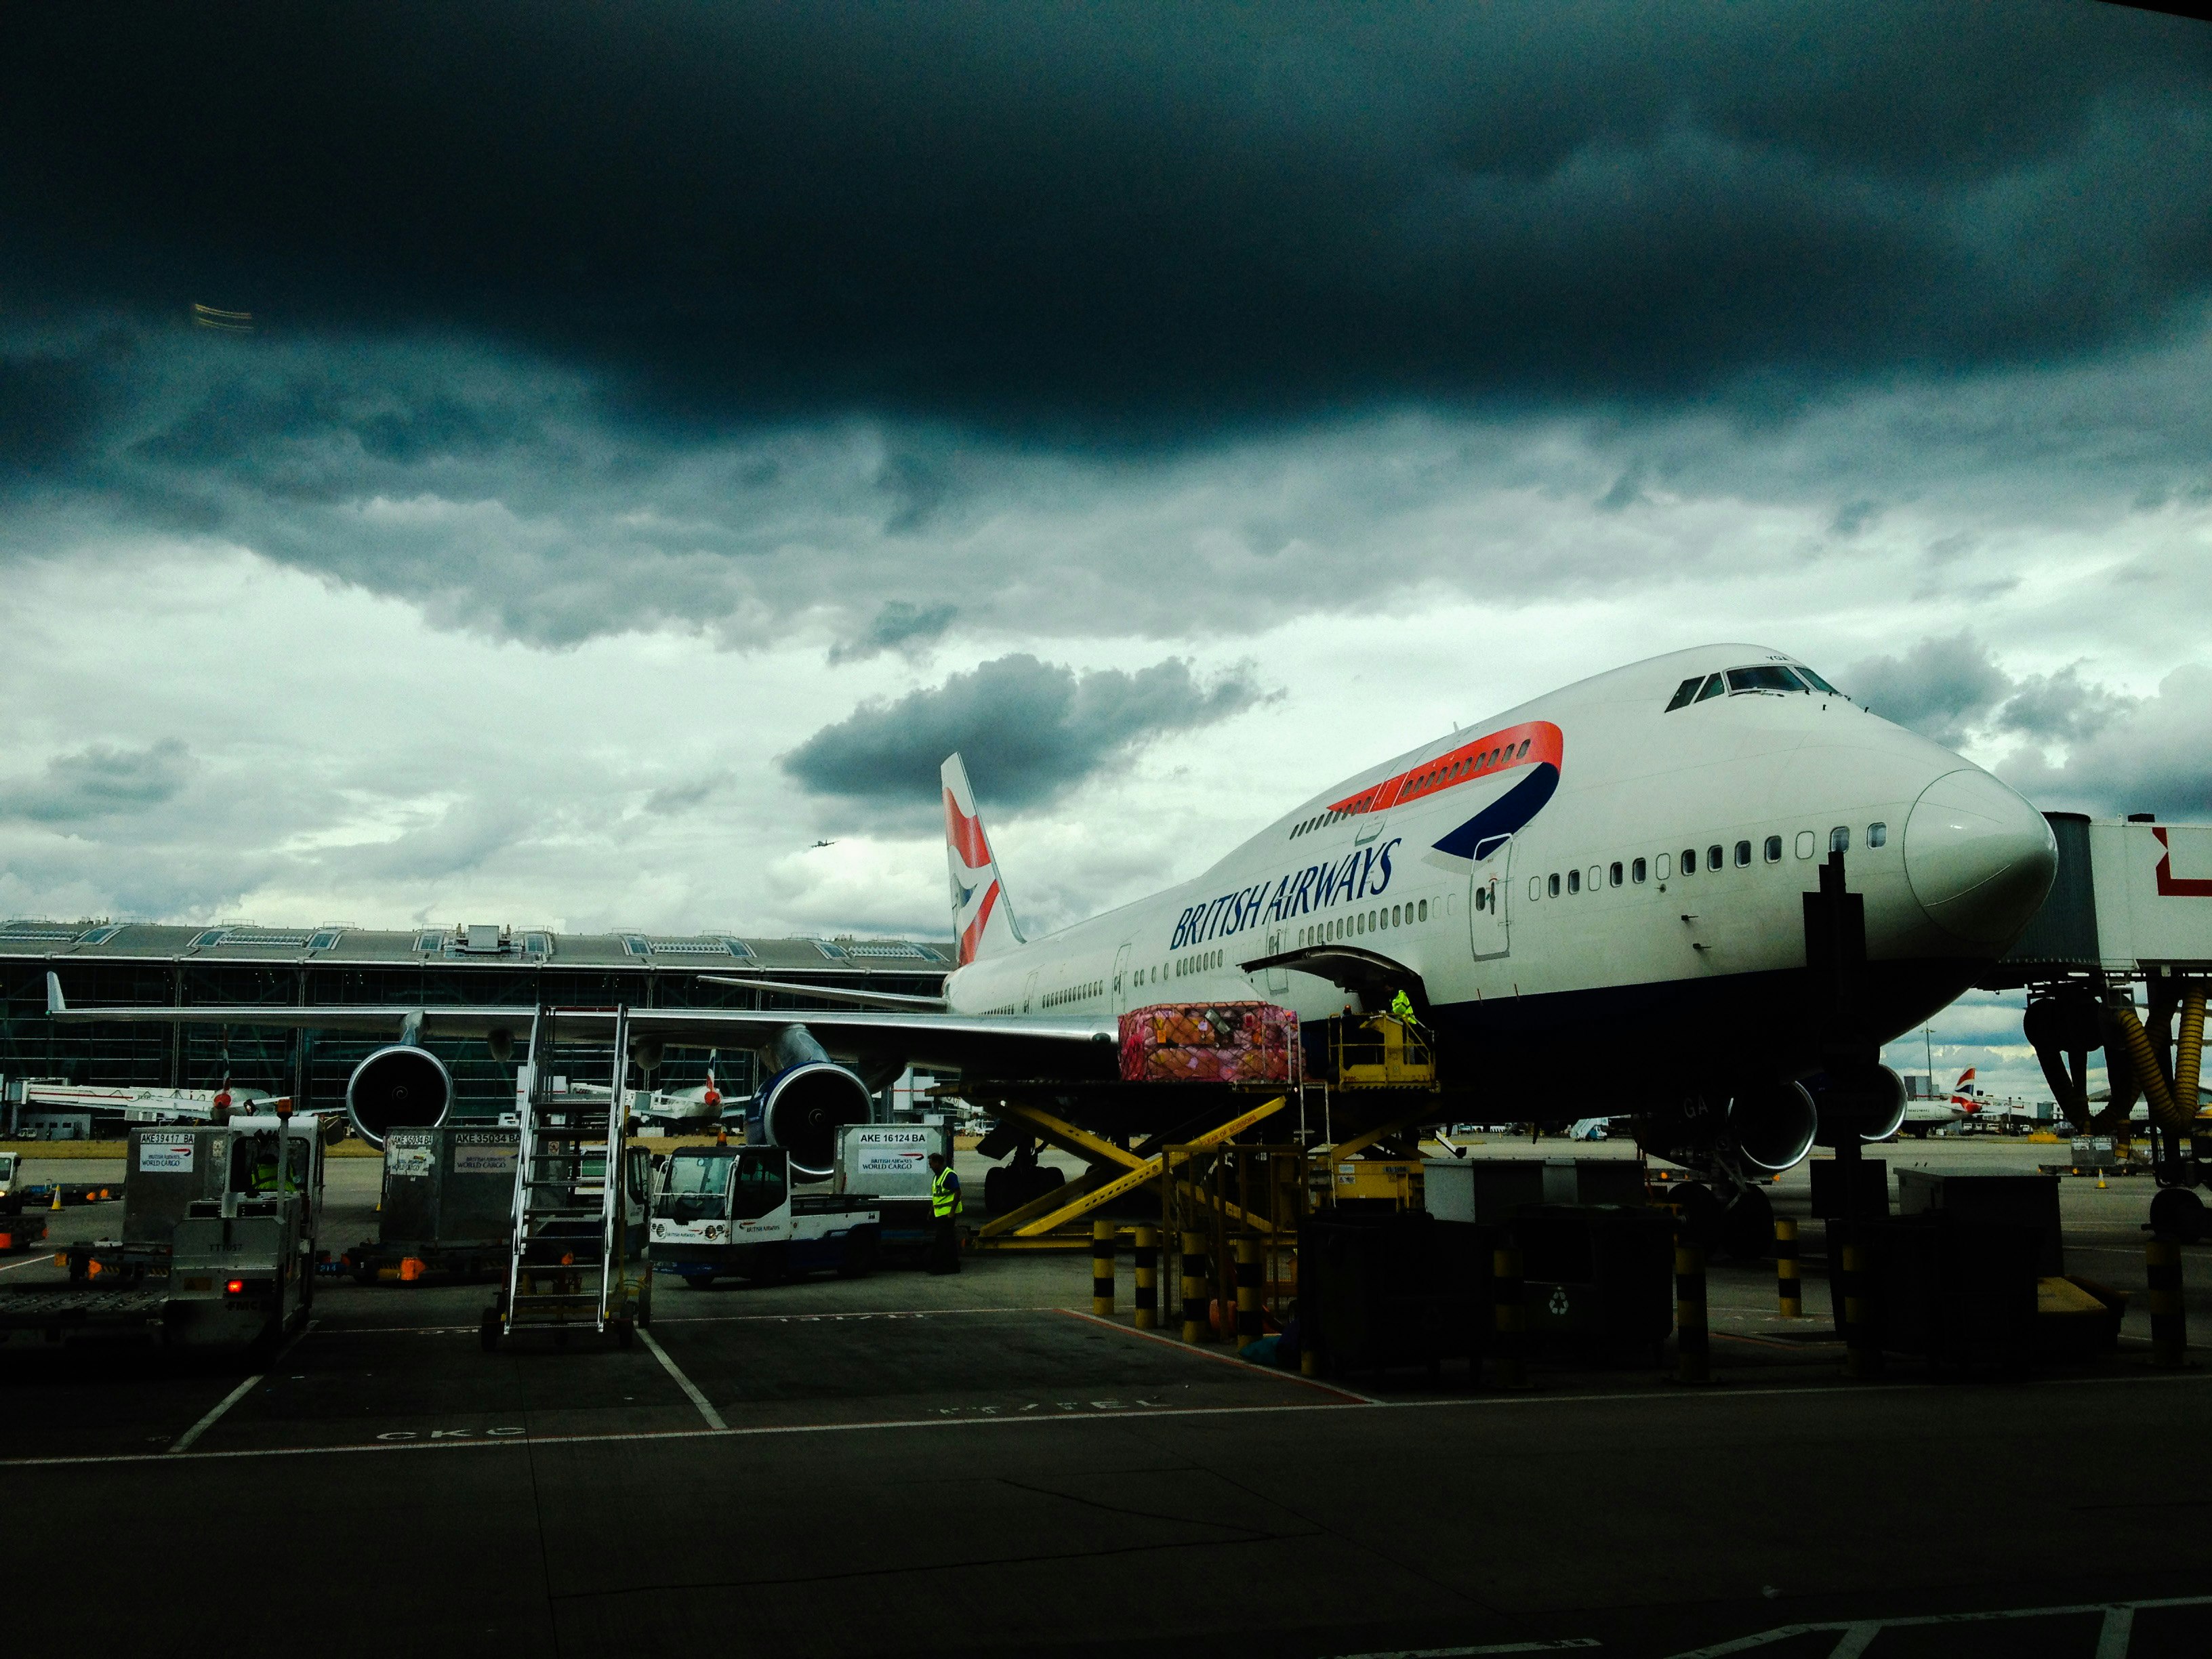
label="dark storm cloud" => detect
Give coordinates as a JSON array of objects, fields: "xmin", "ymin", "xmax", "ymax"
[
  {"xmin": 783, "ymin": 653, "xmax": 1270, "ymax": 806},
  {"xmin": 2001, "ymin": 665, "xmax": 2212, "ymax": 821},
  {"xmin": 3, "ymin": 740, "xmax": 197, "ymax": 825},
  {"xmin": 827, "ymin": 602, "xmax": 960, "ymax": 665},
  {"xmin": 1847, "ymin": 633, "xmax": 2146, "ymax": 754},
  {"xmin": 643, "ymin": 772, "xmax": 738, "ymax": 816},
  {"xmin": 4, "ymin": 2, "xmax": 2209, "ymax": 429},
  {"xmin": 1844, "ymin": 632, "xmax": 2015, "ymax": 747}
]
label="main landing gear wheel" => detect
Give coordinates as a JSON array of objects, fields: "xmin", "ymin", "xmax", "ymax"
[
  {"xmin": 2150, "ymin": 1186, "xmax": 2207, "ymax": 1245},
  {"xmin": 1721, "ymin": 1185, "xmax": 1775, "ymax": 1262}
]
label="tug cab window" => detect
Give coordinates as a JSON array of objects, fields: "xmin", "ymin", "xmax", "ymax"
[{"xmin": 732, "ymin": 1149, "xmax": 789, "ymax": 1220}]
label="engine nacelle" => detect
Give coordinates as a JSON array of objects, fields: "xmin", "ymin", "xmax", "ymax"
[
  {"xmin": 1637, "ymin": 1084, "xmax": 1817, "ymax": 1176},
  {"xmin": 750, "ymin": 1061, "xmax": 872, "ymax": 1181},
  {"xmin": 346, "ymin": 1045, "xmax": 453, "ymax": 1149},
  {"xmin": 1725, "ymin": 1082, "xmax": 1820, "ymax": 1172},
  {"xmin": 1806, "ymin": 1063, "xmax": 1908, "ymax": 1147}
]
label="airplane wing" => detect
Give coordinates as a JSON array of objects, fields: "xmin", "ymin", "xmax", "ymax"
[
  {"xmin": 48, "ymin": 972, "xmax": 1115, "ymax": 1076},
  {"xmin": 46, "ymin": 974, "xmax": 531, "ymax": 1039},
  {"xmin": 556, "ymin": 1004, "xmax": 1117, "ymax": 1075},
  {"xmin": 695, "ymin": 975, "xmax": 949, "ymax": 1010}
]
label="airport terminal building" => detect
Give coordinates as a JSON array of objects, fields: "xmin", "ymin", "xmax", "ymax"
[{"xmin": 0, "ymin": 919, "xmax": 954, "ymax": 1132}]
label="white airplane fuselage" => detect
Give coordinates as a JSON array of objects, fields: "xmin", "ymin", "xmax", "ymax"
[{"xmin": 942, "ymin": 645, "xmax": 2055, "ymax": 1108}]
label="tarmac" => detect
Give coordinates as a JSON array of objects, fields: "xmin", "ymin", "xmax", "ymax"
[{"xmin": 3, "ymin": 1136, "xmax": 2209, "ymax": 1658}]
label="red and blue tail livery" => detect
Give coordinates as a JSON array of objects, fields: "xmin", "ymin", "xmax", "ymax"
[{"xmin": 943, "ymin": 752, "xmax": 1025, "ymax": 966}]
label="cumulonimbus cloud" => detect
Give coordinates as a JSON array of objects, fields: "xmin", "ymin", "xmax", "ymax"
[
  {"xmin": 781, "ymin": 653, "xmax": 1272, "ymax": 808},
  {"xmin": 4, "ymin": 739, "xmax": 197, "ymax": 825}
]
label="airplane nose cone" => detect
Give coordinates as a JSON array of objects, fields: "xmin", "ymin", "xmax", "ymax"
[{"xmin": 1903, "ymin": 769, "xmax": 2057, "ymax": 945}]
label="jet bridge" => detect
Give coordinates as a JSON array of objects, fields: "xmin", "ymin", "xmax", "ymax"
[{"xmin": 1980, "ymin": 814, "xmax": 2212, "ymax": 1233}]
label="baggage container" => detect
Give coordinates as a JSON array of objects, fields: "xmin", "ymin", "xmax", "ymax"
[
  {"xmin": 1301, "ymin": 1208, "xmax": 1490, "ymax": 1378},
  {"xmin": 1510, "ymin": 1203, "xmax": 1675, "ymax": 1359},
  {"xmin": 1118, "ymin": 1002, "xmax": 1298, "ymax": 1085}
]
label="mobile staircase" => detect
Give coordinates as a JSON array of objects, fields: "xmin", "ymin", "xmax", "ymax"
[{"xmin": 482, "ymin": 1005, "xmax": 651, "ymax": 1350}]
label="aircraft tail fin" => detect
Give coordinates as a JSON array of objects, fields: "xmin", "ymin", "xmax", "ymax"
[{"xmin": 943, "ymin": 753, "xmax": 1024, "ymax": 966}]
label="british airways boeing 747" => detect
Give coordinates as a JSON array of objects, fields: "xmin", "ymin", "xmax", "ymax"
[{"xmin": 52, "ymin": 645, "xmax": 2057, "ymax": 1216}]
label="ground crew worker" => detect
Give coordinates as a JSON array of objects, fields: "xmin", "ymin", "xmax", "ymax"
[
  {"xmin": 1389, "ymin": 987, "xmax": 1420, "ymax": 1029},
  {"xmin": 249, "ymin": 1135, "xmax": 281, "ymax": 1193},
  {"xmin": 927, "ymin": 1151, "xmax": 964, "ymax": 1275}
]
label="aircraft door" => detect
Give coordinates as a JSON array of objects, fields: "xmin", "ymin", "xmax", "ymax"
[
  {"xmin": 1111, "ymin": 944, "xmax": 1132, "ymax": 1014},
  {"xmin": 1470, "ymin": 834, "xmax": 1512, "ymax": 960},
  {"xmin": 1261, "ymin": 932, "xmax": 1290, "ymax": 996},
  {"xmin": 1021, "ymin": 969, "xmax": 1038, "ymax": 1013}
]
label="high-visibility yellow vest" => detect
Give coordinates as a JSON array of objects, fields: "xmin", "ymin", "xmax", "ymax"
[
  {"xmin": 931, "ymin": 1168, "xmax": 963, "ymax": 1218},
  {"xmin": 1390, "ymin": 990, "xmax": 1416, "ymax": 1025}
]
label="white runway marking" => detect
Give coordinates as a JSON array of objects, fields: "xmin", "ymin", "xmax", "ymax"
[
  {"xmin": 166, "ymin": 1317, "xmax": 316, "ymax": 1454},
  {"xmin": 638, "ymin": 1328, "xmax": 727, "ymax": 1430},
  {"xmin": 1057, "ymin": 1306, "xmax": 1382, "ymax": 1404},
  {"xmin": 1330, "ymin": 1640, "xmax": 1602, "ymax": 1656},
  {"xmin": 1661, "ymin": 1591, "xmax": 2212, "ymax": 1656},
  {"xmin": 8, "ymin": 1356, "xmax": 2206, "ymax": 1471},
  {"xmin": 167, "ymin": 1374, "xmax": 264, "ymax": 1454}
]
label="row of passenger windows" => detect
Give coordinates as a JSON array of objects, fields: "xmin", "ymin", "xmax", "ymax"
[
  {"xmin": 1174, "ymin": 949, "xmax": 1223, "ymax": 977},
  {"xmin": 1509, "ymin": 823, "xmax": 1888, "ymax": 905},
  {"xmin": 1042, "ymin": 979, "xmax": 1103, "ymax": 1009},
  {"xmin": 1664, "ymin": 663, "xmax": 1843, "ymax": 710},
  {"xmin": 1299, "ymin": 898, "xmax": 1430, "ymax": 947},
  {"xmin": 1288, "ymin": 739, "xmax": 1535, "ymax": 838}
]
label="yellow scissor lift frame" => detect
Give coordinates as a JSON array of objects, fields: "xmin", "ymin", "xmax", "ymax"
[{"xmin": 968, "ymin": 1013, "xmax": 1443, "ymax": 1258}]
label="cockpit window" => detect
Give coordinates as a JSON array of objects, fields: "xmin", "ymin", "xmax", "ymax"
[
  {"xmin": 1664, "ymin": 676, "xmax": 1702, "ymax": 712},
  {"xmin": 1694, "ymin": 674, "xmax": 1726, "ymax": 703},
  {"xmin": 1795, "ymin": 665, "xmax": 1843, "ymax": 697},
  {"xmin": 1727, "ymin": 665, "xmax": 1803, "ymax": 694}
]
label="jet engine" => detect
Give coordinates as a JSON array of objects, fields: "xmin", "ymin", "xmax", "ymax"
[
  {"xmin": 751, "ymin": 1061, "xmax": 873, "ymax": 1181},
  {"xmin": 1806, "ymin": 1063, "xmax": 1908, "ymax": 1147},
  {"xmin": 1635, "ymin": 1082, "xmax": 1818, "ymax": 1177},
  {"xmin": 746, "ymin": 1023, "xmax": 877, "ymax": 1181},
  {"xmin": 1725, "ymin": 1082, "xmax": 1822, "ymax": 1172},
  {"xmin": 345, "ymin": 1044, "xmax": 453, "ymax": 1149}
]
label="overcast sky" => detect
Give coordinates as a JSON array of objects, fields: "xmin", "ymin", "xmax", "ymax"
[{"xmin": 5, "ymin": 2, "xmax": 2209, "ymax": 1095}]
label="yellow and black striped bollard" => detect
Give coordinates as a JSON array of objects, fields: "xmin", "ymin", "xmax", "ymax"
[
  {"xmin": 1841, "ymin": 1239, "xmax": 1881, "ymax": 1379},
  {"xmin": 1675, "ymin": 1237, "xmax": 1710, "ymax": 1384},
  {"xmin": 1233, "ymin": 1238, "xmax": 1262, "ymax": 1354},
  {"xmin": 1776, "ymin": 1218, "xmax": 1801, "ymax": 1318},
  {"xmin": 2148, "ymin": 1237, "xmax": 2186, "ymax": 1368},
  {"xmin": 1180, "ymin": 1231, "xmax": 1208, "ymax": 1343},
  {"xmin": 1133, "ymin": 1225, "xmax": 1158, "ymax": 1330},
  {"xmin": 1491, "ymin": 1245, "xmax": 1528, "ymax": 1389},
  {"xmin": 1092, "ymin": 1219, "xmax": 1116, "ymax": 1317}
]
